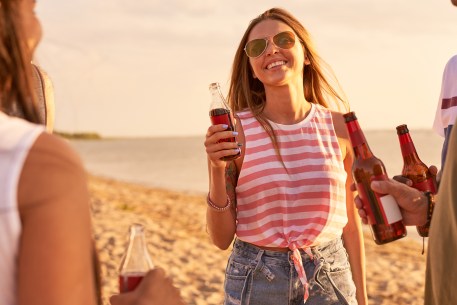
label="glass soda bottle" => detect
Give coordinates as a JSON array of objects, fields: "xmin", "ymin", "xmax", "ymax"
[
  {"xmin": 118, "ymin": 223, "xmax": 154, "ymax": 293},
  {"xmin": 396, "ymin": 124, "xmax": 437, "ymax": 237},
  {"xmin": 344, "ymin": 112, "xmax": 407, "ymax": 244},
  {"xmin": 208, "ymin": 82, "xmax": 240, "ymax": 161}
]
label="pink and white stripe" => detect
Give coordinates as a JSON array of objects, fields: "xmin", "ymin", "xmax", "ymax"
[{"xmin": 235, "ymin": 103, "xmax": 348, "ymax": 249}]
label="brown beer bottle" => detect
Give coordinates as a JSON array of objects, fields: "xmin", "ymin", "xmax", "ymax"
[
  {"xmin": 396, "ymin": 124, "xmax": 437, "ymax": 237},
  {"xmin": 344, "ymin": 112, "xmax": 407, "ymax": 244}
]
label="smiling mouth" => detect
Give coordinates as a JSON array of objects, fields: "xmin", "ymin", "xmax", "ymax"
[{"xmin": 266, "ymin": 61, "xmax": 286, "ymax": 70}]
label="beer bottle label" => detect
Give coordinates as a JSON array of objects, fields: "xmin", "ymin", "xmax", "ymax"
[
  {"xmin": 378, "ymin": 194, "xmax": 403, "ymax": 224},
  {"xmin": 356, "ymin": 184, "xmax": 403, "ymax": 225}
]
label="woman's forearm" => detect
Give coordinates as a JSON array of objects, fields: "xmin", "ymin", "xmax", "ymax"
[
  {"xmin": 343, "ymin": 223, "xmax": 367, "ymax": 305},
  {"xmin": 206, "ymin": 162, "xmax": 237, "ymax": 249}
]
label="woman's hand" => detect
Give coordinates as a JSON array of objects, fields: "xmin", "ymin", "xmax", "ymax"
[{"xmin": 204, "ymin": 124, "xmax": 240, "ymax": 168}]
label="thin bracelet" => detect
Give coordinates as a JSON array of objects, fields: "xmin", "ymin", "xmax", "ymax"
[{"xmin": 207, "ymin": 193, "xmax": 231, "ymax": 212}]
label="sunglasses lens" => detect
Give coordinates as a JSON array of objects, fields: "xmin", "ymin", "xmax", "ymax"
[
  {"xmin": 244, "ymin": 31, "xmax": 296, "ymax": 58},
  {"xmin": 245, "ymin": 39, "xmax": 267, "ymax": 58},
  {"xmin": 274, "ymin": 31, "xmax": 295, "ymax": 49}
]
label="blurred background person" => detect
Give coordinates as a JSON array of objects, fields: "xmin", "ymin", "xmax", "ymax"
[{"xmin": 433, "ymin": 54, "xmax": 457, "ymax": 172}]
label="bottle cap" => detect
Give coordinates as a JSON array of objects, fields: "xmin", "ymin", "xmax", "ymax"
[
  {"xmin": 343, "ymin": 111, "xmax": 357, "ymax": 123},
  {"xmin": 396, "ymin": 124, "xmax": 409, "ymax": 135}
]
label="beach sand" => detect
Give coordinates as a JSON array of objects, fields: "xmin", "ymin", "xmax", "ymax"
[{"xmin": 90, "ymin": 175, "xmax": 426, "ymax": 305}]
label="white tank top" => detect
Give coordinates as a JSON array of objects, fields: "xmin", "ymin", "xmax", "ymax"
[{"xmin": 0, "ymin": 112, "xmax": 44, "ymax": 305}]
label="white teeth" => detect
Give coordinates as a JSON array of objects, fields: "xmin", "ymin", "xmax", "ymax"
[{"xmin": 267, "ymin": 61, "xmax": 286, "ymax": 69}]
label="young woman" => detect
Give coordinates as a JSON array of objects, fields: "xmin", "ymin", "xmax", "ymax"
[{"xmin": 204, "ymin": 8, "xmax": 367, "ymax": 305}]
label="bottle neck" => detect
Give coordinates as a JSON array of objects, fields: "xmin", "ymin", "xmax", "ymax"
[
  {"xmin": 346, "ymin": 119, "xmax": 374, "ymax": 159},
  {"xmin": 398, "ymin": 132, "xmax": 420, "ymax": 162},
  {"xmin": 120, "ymin": 225, "xmax": 153, "ymax": 273},
  {"xmin": 128, "ymin": 233, "xmax": 147, "ymax": 252},
  {"xmin": 209, "ymin": 84, "xmax": 229, "ymax": 111},
  {"xmin": 126, "ymin": 231, "xmax": 151, "ymax": 263}
]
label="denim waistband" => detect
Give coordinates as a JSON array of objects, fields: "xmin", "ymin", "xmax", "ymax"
[
  {"xmin": 233, "ymin": 237, "xmax": 344, "ymax": 264},
  {"xmin": 230, "ymin": 237, "xmax": 352, "ymax": 304}
]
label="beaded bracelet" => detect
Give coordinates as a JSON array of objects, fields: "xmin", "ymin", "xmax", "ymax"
[
  {"xmin": 206, "ymin": 193, "xmax": 231, "ymax": 212},
  {"xmin": 424, "ymin": 191, "xmax": 436, "ymax": 223}
]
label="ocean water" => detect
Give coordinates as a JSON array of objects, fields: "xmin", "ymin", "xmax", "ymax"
[
  {"xmin": 68, "ymin": 135, "xmax": 209, "ymax": 194},
  {"xmin": 68, "ymin": 129, "xmax": 443, "ymax": 194}
]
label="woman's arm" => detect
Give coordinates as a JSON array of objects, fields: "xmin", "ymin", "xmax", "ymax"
[
  {"xmin": 205, "ymin": 119, "xmax": 244, "ymax": 250},
  {"xmin": 17, "ymin": 133, "xmax": 98, "ymax": 305},
  {"xmin": 342, "ymin": 148, "xmax": 368, "ymax": 305},
  {"xmin": 206, "ymin": 159, "xmax": 238, "ymax": 249},
  {"xmin": 332, "ymin": 111, "xmax": 368, "ymax": 305}
]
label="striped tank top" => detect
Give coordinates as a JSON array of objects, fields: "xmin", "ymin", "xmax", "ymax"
[{"xmin": 235, "ymin": 103, "xmax": 348, "ymax": 250}]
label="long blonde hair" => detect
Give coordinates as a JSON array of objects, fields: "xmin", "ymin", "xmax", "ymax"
[{"xmin": 228, "ymin": 7, "xmax": 348, "ymax": 154}]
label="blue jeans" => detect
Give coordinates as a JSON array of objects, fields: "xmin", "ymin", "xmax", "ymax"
[{"xmin": 224, "ymin": 238, "xmax": 357, "ymax": 305}]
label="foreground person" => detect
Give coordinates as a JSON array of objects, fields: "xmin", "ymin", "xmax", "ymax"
[{"xmin": 0, "ymin": 1, "xmax": 184, "ymax": 304}]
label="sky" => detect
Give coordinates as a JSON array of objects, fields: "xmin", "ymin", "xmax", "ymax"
[{"xmin": 35, "ymin": 0, "xmax": 457, "ymax": 138}]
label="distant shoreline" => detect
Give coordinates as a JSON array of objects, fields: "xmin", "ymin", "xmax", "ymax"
[
  {"xmin": 68, "ymin": 130, "xmax": 442, "ymax": 196},
  {"xmin": 57, "ymin": 128, "xmax": 437, "ymax": 140},
  {"xmin": 55, "ymin": 131, "xmax": 102, "ymax": 140}
]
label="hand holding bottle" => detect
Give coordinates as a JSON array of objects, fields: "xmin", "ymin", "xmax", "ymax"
[
  {"xmin": 205, "ymin": 123, "xmax": 241, "ymax": 168},
  {"xmin": 118, "ymin": 224, "xmax": 154, "ymax": 293},
  {"xmin": 205, "ymin": 82, "xmax": 241, "ymax": 166},
  {"xmin": 396, "ymin": 124, "xmax": 438, "ymax": 237},
  {"xmin": 110, "ymin": 268, "xmax": 185, "ymax": 305},
  {"xmin": 352, "ymin": 179, "xmax": 429, "ymax": 227}
]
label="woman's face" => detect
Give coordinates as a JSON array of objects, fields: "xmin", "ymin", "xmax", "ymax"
[
  {"xmin": 20, "ymin": 0, "xmax": 42, "ymax": 54},
  {"xmin": 246, "ymin": 19, "xmax": 309, "ymax": 88}
]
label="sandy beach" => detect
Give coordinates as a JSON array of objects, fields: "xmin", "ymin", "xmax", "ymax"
[{"xmin": 89, "ymin": 175, "xmax": 427, "ymax": 305}]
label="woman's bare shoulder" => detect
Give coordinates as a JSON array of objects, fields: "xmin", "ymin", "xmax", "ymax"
[
  {"xmin": 330, "ymin": 110, "xmax": 353, "ymax": 162},
  {"xmin": 31, "ymin": 132, "xmax": 82, "ymax": 162},
  {"xmin": 18, "ymin": 133, "xmax": 88, "ymax": 210},
  {"xmin": 330, "ymin": 110, "xmax": 349, "ymax": 138}
]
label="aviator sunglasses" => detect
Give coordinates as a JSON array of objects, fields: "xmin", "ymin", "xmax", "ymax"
[{"xmin": 244, "ymin": 31, "xmax": 296, "ymax": 58}]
